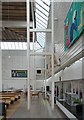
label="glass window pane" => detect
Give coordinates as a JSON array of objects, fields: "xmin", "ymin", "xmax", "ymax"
[
  {"xmin": 22, "ymin": 42, "xmax": 27, "ymax": 50},
  {"xmin": 41, "ymin": 0, "xmax": 51, "ymax": 6},
  {"xmin": 38, "ymin": 33, "xmax": 45, "ymax": 39},
  {"xmin": 36, "ymin": 9, "xmax": 48, "ymax": 21},
  {"xmin": 35, "ymin": 4, "xmax": 49, "ymax": 17},
  {"xmin": 36, "ymin": 14, "xmax": 47, "ymax": 25},
  {"xmin": 1, "ymin": 42, "xmax": 4, "ymax": 49},
  {"xmin": 7, "ymin": 42, "xmax": 12, "ymax": 49},
  {"xmin": 37, "ymin": 37, "xmax": 45, "ymax": 42},
  {"xmin": 4, "ymin": 42, "xmax": 8, "ymax": 49},
  {"xmin": 36, "ymin": 16, "xmax": 47, "ymax": 25},
  {"xmin": 35, "ymin": 0, "xmax": 49, "ymax": 12},
  {"xmin": 36, "ymin": 21, "xmax": 46, "ymax": 28},
  {"xmin": 35, "ymin": 0, "xmax": 50, "ymax": 47},
  {"xmin": 36, "ymin": 23, "xmax": 46, "ymax": 29},
  {"xmin": 37, "ymin": 34, "xmax": 45, "ymax": 41},
  {"xmin": 14, "ymin": 42, "xmax": 18, "ymax": 49},
  {"xmin": 36, "ymin": 18, "xmax": 47, "ymax": 27},
  {"xmin": 11, "ymin": 42, "xmax": 15, "ymax": 50}
]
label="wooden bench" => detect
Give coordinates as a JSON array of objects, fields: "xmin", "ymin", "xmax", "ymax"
[
  {"xmin": 1, "ymin": 92, "xmax": 21, "ymax": 99},
  {"xmin": 0, "ymin": 95, "xmax": 15, "ymax": 101},
  {"xmin": 31, "ymin": 92, "xmax": 39, "ymax": 98}
]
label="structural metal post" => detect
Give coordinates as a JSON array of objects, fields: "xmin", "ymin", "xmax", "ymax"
[
  {"xmin": 51, "ymin": 0, "xmax": 54, "ymax": 110},
  {"xmin": 27, "ymin": 0, "xmax": 30, "ymax": 110}
]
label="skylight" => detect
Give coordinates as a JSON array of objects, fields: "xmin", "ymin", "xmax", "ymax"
[
  {"xmin": 35, "ymin": 0, "xmax": 50, "ymax": 48},
  {"xmin": 1, "ymin": 42, "xmax": 41, "ymax": 51}
]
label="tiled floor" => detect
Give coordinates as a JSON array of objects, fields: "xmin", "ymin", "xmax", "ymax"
[{"xmin": 11, "ymin": 94, "xmax": 67, "ymax": 119}]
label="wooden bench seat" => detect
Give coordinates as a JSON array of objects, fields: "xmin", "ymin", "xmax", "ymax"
[
  {"xmin": 31, "ymin": 92, "xmax": 39, "ymax": 98},
  {"xmin": 0, "ymin": 92, "xmax": 21, "ymax": 99},
  {"xmin": 0, "ymin": 95, "xmax": 15, "ymax": 101},
  {"xmin": 0, "ymin": 96, "xmax": 11, "ymax": 102},
  {"xmin": 0, "ymin": 97, "xmax": 11, "ymax": 105}
]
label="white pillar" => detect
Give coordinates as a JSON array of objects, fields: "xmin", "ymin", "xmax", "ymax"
[
  {"xmin": 27, "ymin": 0, "xmax": 30, "ymax": 110},
  {"xmin": 33, "ymin": 20, "xmax": 35, "ymax": 91},
  {"xmin": 71, "ymin": 81, "xmax": 73, "ymax": 93},
  {"xmin": 82, "ymin": 80, "xmax": 84, "ymax": 104},
  {"xmin": 0, "ymin": 44, "xmax": 2, "ymax": 92},
  {"xmin": 78, "ymin": 81, "xmax": 80, "ymax": 98},
  {"xmin": 0, "ymin": 1, "xmax": 2, "ymax": 92},
  {"xmin": 45, "ymin": 56, "xmax": 47, "ymax": 98},
  {"xmin": 51, "ymin": 0, "xmax": 54, "ymax": 110}
]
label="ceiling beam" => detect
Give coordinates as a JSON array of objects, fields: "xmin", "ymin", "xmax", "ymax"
[
  {"xmin": 30, "ymin": 29, "xmax": 51, "ymax": 32},
  {"xmin": 30, "ymin": 52, "xmax": 51, "ymax": 56},
  {"xmin": 2, "ymin": 21, "xmax": 33, "ymax": 28}
]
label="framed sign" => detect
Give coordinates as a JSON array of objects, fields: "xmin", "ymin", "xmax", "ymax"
[
  {"xmin": 11, "ymin": 70, "xmax": 27, "ymax": 78},
  {"xmin": 64, "ymin": 1, "xmax": 84, "ymax": 51}
]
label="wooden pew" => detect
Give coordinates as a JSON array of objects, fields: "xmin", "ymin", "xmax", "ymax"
[
  {"xmin": 0, "ymin": 95, "xmax": 15, "ymax": 101},
  {"xmin": 1, "ymin": 92, "xmax": 21, "ymax": 100},
  {"xmin": 0, "ymin": 97, "xmax": 11, "ymax": 105},
  {"xmin": 0, "ymin": 91, "xmax": 21, "ymax": 105},
  {"xmin": 31, "ymin": 92, "xmax": 39, "ymax": 98}
]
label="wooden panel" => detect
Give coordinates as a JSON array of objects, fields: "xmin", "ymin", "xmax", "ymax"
[
  {"xmin": 2, "ymin": 28, "xmax": 33, "ymax": 42},
  {"xmin": 2, "ymin": 2, "xmax": 33, "ymax": 21},
  {"xmin": 2, "ymin": 2, "xmax": 34, "ymax": 42}
]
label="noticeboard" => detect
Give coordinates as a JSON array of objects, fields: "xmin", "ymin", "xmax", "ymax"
[{"xmin": 11, "ymin": 70, "xmax": 27, "ymax": 78}]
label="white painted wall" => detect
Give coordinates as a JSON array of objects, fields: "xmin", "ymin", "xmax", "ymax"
[
  {"xmin": 46, "ymin": 2, "xmax": 83, "ymax": 79},
  {"xmin": 2, "ymin": 50, "xmax": 44, "ymax": 90},
  {"xmin": 0, "ymin": 49, "xmax": 2, "ymax": 91}
]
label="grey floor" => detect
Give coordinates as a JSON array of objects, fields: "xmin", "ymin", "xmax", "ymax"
[{"xmin": 11, "ymin": 94, "xmax": 67, "ymax": 118}]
